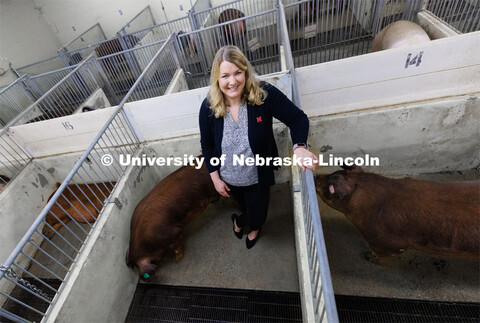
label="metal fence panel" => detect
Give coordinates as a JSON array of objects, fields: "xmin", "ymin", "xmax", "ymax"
[
  {"xmin": 0, "ymin": 129, "xmax": 32, "ymax": 192},
  {"xmin": 192, "ymin": 0, "xmax": 277, "ymax": 28},
  {"xmin": 0, "ymin": 76, "xmax": 38, "ymax": 127},
  {"xmin": 178, "ymin": 9, "xmax": 282, "ymax": 89},
  {"xmin": 128, "ymin": 16, "xmax": 191, "ymax": 47},
  {"xmin": 61, "ymin": 23, "xmax": 107, "ymax": 53},
  {"xmin": 118, "ymin": 5, "xmax": 156, "ymax": 36},
  {"xmin": 284, "ymin": 0, "xmax": 425, "ymax": 68},
  {"xmin": 279, "ymin": 3, "xmax": 338, "ymax": 320},
  {"xmin": 0, "ymin": 108, "xmax": 138, "ymax": 322},
  {"xmin": 16, "ymin": 56, "xmax": 68, "ymax": 77},
  {"xmin": 299, "ymin": 168, "xmax": 338, "ymax": 323},
  {"xmin": 29, "ymin": 66, "xmax": 78, "ymax": 98},
  {"xmin": 127, "ymin": 39, "xmax": 181, "ymax": 102},
  {"xmin": 9, "ymin": 56, "xmax": 115, "ymax": 127},
  {"xmin": 192, "ymin": 0, "xmax": 212, "ymax": 15},
  {"xmin": 0, "ymin": 36, "xmax": 176, "ymax": 323},
  {"xmin": 426, "ymin": 0, "xmax": 480, "ymax": 33},
  {"xmin": 95, "ymin": 40, "xmax": 167, "ymax": 100}
]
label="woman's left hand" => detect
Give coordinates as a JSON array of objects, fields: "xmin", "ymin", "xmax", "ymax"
[{"xmin": 294, "ymin": 147, "xmax": 318, "ymax": 172}]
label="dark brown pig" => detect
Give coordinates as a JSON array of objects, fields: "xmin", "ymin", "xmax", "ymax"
[
  {"xmin": 126, "ymin": 161, "xmax": 220, "ymax": 281},
  {"xmin": 218, "ymin": 9, "xmax": 246, "ymax": 45},
  {"xmin": 43, "ymin": 181, "xmax": 116, "ymax": 238},
  {"xmin": 372, "ymin": 20, "xmax": 430, "ymax": 52},
  {"xmin": 314, "ymin": 165, "xmax": 480, "ymax": 260}
]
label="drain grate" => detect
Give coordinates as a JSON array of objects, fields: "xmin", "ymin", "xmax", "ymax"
[
  {"xmin": 335, "ymin": 294, "xmax": 480, "ymax": 323},
  {"xmin": 125, "ymin": 284, "xmax": 302, "ymax": 323}
]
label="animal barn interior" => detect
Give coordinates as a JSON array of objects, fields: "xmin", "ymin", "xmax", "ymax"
[{"xmin": 0, "ymin": 0, "xmax": 479, "ymax": 322}]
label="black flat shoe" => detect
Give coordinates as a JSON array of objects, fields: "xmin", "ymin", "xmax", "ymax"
[
  {"xmin": 231, "ymin": 213, "xmax": 243, "ymax": 239},
  {"xmin": 246, "ymin": 229, "xmax": 261, "ymax": 249}
]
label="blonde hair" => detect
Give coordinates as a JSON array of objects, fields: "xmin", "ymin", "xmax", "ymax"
[{"xmin": 207, "ymin": 45, "xmax": 266, "ymax": 118}]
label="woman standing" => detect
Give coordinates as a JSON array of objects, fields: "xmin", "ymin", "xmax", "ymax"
[{"xmin": 199, "ymin": 45, "xmax": 317, "ymax": 249}]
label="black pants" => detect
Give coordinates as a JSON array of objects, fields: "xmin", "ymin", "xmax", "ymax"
[{"xmin": 228, "ymin": 184, "xmax": 270, "ymax": 231}]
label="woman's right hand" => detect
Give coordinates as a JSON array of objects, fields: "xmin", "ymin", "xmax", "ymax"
[{"xmin": 210, "ymin": 171, "xmax": 230, "ymax": 197}]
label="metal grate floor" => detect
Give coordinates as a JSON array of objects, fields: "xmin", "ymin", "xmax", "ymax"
[
  {"xmin": 336, "ymin": 295, "xmax": 480, "ymax": 323},
  {"xmin": 125, "ymin": 285, "xmax": 480, "ymax": 323},
  {"xmin": 125, "ymin": 284, "xmax": 302, "ymax": 323}
]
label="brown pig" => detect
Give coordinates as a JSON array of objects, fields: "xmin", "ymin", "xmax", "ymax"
[
  {"xmin": 43, "ymin": 182, "xmax": 116, "ymax": 238},
  {"xmin": 314, "ymin": 166, "xmax": 480, "ymax": 260},
  {"xmin": 372, "ymin": 20, "xmax": 430, "ymax": 52},
  {"xmin": 218, "ymin": 9, "xmax": 246, "ymax": 45},
  {"xmin": 126, "ymin": 161, "xmax": 220, "ymax": 281}
]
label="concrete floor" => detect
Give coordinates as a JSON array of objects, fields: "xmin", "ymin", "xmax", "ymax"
[
  {"xmin": 28, "ymin": 170, "xmax": 480, "ymax": 304},
  {"xmin": 143, "ymin": 170, "xmax": 480, "ymax": 304},
  {"xmin": 319, "ymin": 170, "xmax": 480, "ymax": 303},
  {"xmin": 147, "ymin": 182, "xmax": 300, "ymax": 293}
]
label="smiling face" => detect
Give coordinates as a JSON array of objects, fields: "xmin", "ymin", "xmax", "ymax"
[{"xmin": 218, "ymin": 60, "xmax": 245, "ymax": 105}]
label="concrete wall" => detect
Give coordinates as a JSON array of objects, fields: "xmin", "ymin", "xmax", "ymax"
[
  {"xmin": 164, "ymin": 69, "xmax": 189, "ymax": 96},
  {"xmin": 296, "ymin": 31, "xmax": 480, "ymax": 117},
  {"xmin": 309, "ymin": 94, "xmax": 480, "ymax": 176},
  {"xmin": 0, "ymin": 161, "xmax": 57, "ymax": 264}
]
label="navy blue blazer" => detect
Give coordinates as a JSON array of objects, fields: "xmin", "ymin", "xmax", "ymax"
[{"xmin": 199, "ymin": 82, "xmax": 309, "ymax": 188}]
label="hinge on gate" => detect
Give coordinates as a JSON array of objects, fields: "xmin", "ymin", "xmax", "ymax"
[{"xmin": 107, "ymin": 197, "xmax": 122, "ymax": 209}]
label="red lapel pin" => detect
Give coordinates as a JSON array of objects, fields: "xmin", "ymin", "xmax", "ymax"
[{"xmin": 256, "ymin": 116, "xmax": 262, "ymax": 123}]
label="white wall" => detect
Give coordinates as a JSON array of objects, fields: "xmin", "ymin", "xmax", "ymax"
[
  {"xmin": 32, "ymin": 0, "xmax": 194, "ymax": 45},
  {"xmin": 0, "ymin": 0, "xmax": 193, "ymax": 80},
  {"xmin": 0, "ymin": 0, "xmax": 62, "ymax": 82}
]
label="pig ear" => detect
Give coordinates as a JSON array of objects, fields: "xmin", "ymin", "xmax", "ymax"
[{"xmin": 341, "ymin": 165, "xmax": 363, "ymax": 173}]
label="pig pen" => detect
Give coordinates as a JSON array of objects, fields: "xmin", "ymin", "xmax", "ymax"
[
  {"xmin": 291, "ymin": 28, "xmax": 480, "ymax": 320},
  {"xmin": 0, "ymin": 71, "xmax": 306, "ymax": 323},
  {"xmin": 1, "ymin": 28, "xmax": 478, "ymax": 322},
  {"xmin": 308, "ymin": 95, "xmax": 480, "ymax": 303}
]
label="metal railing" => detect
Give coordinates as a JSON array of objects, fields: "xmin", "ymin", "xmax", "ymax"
[
  {"xmin": 126, "ymin": 37, "xmax": 181, "ymax": 102},
  {"xmin": 298, "ymin": 168, "xmax": 339, "ymax": 322},
  {"xmin": 0, "ymin": 129, "xmax": 32, "ymax": 194},
  {"xmin": 29, "ymin": 65, "xmax": 78, "ymax": 98},
  {"xmin": 117, "ymin": 6, "xmax": 156, "ymax": 37},
  {"xmin": 15, "ymin": 56, "xmax": 68, "ymax": 77},
  {"xmin": 426, "ymin": 0, "xmax": 480, "ymax": 33},
  {"xmin": 7, "ymin": 55, "xmax": 116, "ymax": 127},
  {"xmin": 279, "ymin": 2, "xmax": 338, "ymax": 321},
  {"xmin": 127, "ymin": 16, "xmax": 191, "ymax": 47},
  {"xmin": 60, "ymin": 23, "xmax": 107, "ymax": 53},
  {"xmin": 95, "ymin": 39, "xmax": 168, "ymax": 99},
  {"xmin": 0, "ymin": 76, "xmax": 38, "ymax": 127},
  {"xmin": 191, "ymin": 0, "xmax": 212, "ymax": 16},
  {"xmin": 0, "ymin": 35, "xmax": 176, "ymax": 323}
]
